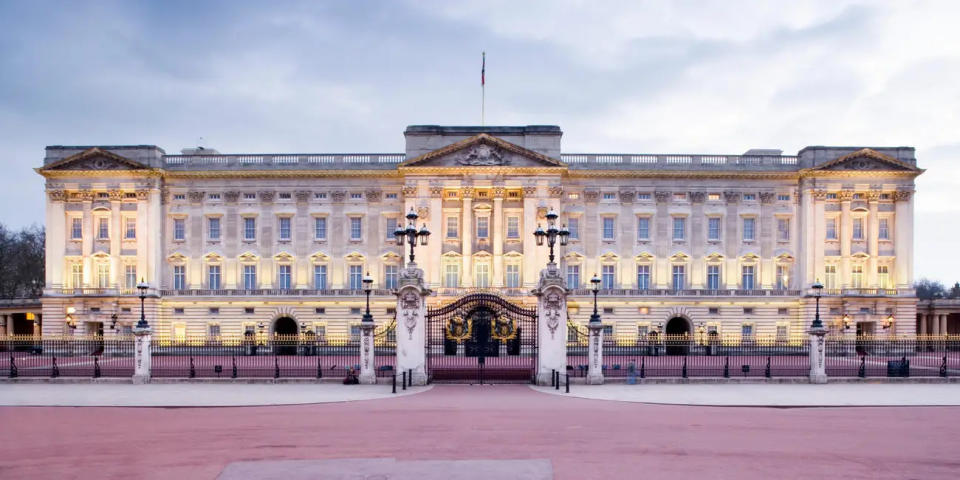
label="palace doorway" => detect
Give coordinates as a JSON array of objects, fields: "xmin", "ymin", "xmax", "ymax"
[
  {"xmin": 273, "ymin": 317, "xmax": 298, "ymax": 355},
  {"xmin": 665, "ymin": 317, "xmax": 691, "ymax": 355}
]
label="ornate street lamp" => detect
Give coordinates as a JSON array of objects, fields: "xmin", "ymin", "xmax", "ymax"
[
  {"xmin": 362, "ymin": 272, "xmax": 374, "ymax": 324},
  {"xmin": 810, "ymin": 280, "xmax": 824, "ymax": 328},
  {"xmin": 589, "ymin": 273, "xmax": 602, "ymax": 325},
  {"xmin": 394, "ymin": 207, "xmax": 430, "ymax": 264},
  {"xmin": 136, "ymin": 280, "xmax": 149, "ymax": 329},
  {"xmin": 533, "ymin": 208, "xmax": 569, "ymax": 265}
]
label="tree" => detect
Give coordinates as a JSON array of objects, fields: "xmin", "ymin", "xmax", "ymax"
[
  {"xmin": 0, "ymin": 224, "xmax": 44, "ymax": 298},
  {"xmin": 950, "ymin": 282, "xmax": 960, "ymax": 299},
  {"xmin": 914, "ymin": 278, "xmax": 947, "ymax": 300}
]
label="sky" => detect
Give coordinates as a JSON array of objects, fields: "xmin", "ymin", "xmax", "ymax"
[{"xmin": 0, "ymin": 0, "xmax": 957, "ymax": 284}]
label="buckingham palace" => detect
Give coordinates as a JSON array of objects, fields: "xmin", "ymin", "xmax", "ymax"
[{"xmin": 35, "ymin": 125, "xmax": 923, "ymax": 344}]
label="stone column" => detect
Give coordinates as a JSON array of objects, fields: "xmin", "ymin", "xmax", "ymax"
[
  {"xmin": 395, "ymin": 264, "xmax": 430, "ymax": 385},
  {"xmin": 893, "ymin": 190, "xmax": 914, "ymax": 288},
  {"xmin": 867, "ymin": 192, "xmax": 880, "ymax": 287},
  {"xmin": 492, "ymin": 188, "xmax": 504, "ymax": 287},
  {"xmin": 358, "ymin": 320, "xmax": 376, "ymax": 384},
  {"xmin": 920, "ymin": 313, "xmax": 928, "ymax": 335},
  {"xmin": 932, "ymin": 314, "xmax": 941, "ymax": 336},
  {"xmin": 808, "ymin": 324, "xmax": 828, "ymax": 384},
  {"xmin": 132, "ymin": 325, "xmax": 152, "ymax": 384},
  {"xmin": 941, "ymin": 314, "xmax": 948, "ymax": 337},
  {"xmin": 461, "ymin": 187, "xmax": 474, "ymax": 287},
  {"xmin": 533, "ymin": 264, "xmax": 567, "ymax": 385},
  {"xmin": 586, "ymin": 321, "xmax": 604, "ymax": 385},
  {"xmin": 46, "ymin": 190, "xmax": 66, "ymax": 291},
  {"xmin": 812, "ymin": 190, "xmax": 827, "ymax": 287},
  {"xmin": 723, "ymin": 192, "xmax": 739, "ymax": 289},
  {"xmin": 522, "ymin": 186, "xmax": 540, "ymax": 288},
  {"xmin": 839, "ymin": 191, "xmax": 852, "ymax": 288},
  {"xmin": 0, "ymin": 314, "xmax": 6, "ymax": 337}
]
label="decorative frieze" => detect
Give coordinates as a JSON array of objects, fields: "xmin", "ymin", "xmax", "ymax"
[
  {"xmin": 619, "ymin": 190, "xmax": 635, "ymax": 203},
  {"xmin": 492, "ymin": 186, "xmax": 506, "ymax": 198},
  {"xmin": 460, "ymin": 187, "xmax": 475, "ymax": 199},
  {"xmin": 365, "ymin": 189, "xmax": 382, "ymax": 203},
  {"xmin": 108, "ymin": 189, "xmax": 124, "ymax": 201},
  {"xmin": 654, "ymin": 191, "xmax": 672, "ymax": 204},
  {"xmin": 836, "ymin": 190, "xmax": 854, "ymax": 202},
  {"xmin": 188, "ymin": 191, "xmax": 205, "ymax": 203},
  {"xmin": 759, "ymin": 192, "xmax": 775, "ymax": 204},
  {"xmin": 548, "ymin": 186, "xmax": 564, "ymax": 198},
  {"xmin": 583, "ymin": 189, "xmax": 599, "ymax": 203},
  {"xmin": 894, "ymin": 189, "xmax": 913, "ymax": 202},
  {"xmin": 331, "ymin": 190, "xmax": 347, "ymax": 203},
  {"xmin": 417, "ymin": 206, "xmax": 429, "ymax": 221},
  {"xmin": 522, "ymin": 186, "xmax": 538, "ymax": 197},
  {"xmin": 47, "ymin": 190, "xmax": 66, "ymax": 202},
  {"xmin": 224, "ymin": 191, "xmax": 240, "ymax": 203},
  {"xmin": 723, "ymin": 191, "xmax": 740, "ymax": 204},
  {"xmin": 259, "ymin": 191, "xmax": 275, "ymax": 203},
  {"xmin": 688, "ymin": 191, "xmax": 706, "ymax": 204},
  {"xmin": 401, "ymin": 186, "xmax": 418, "ymax": 198},
  {"xmin": 429, "ymin": 186, "xmax": 444, "ymax": 198}
]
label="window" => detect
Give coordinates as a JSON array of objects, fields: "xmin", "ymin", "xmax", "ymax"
[
  {"xmin": 879, "ymin": 218, "xmax": 890, "ymax": 240},
  {"xmin": 124, "ymin": 265, "xmax": 136, "ymax": 289},
  {"xmin": 97, "ymin": 218, "xmax": 109, "ymax": 239},
  {"xmin": 673, "ymin": 193, "xmax": 686, "ymax": 201},
  {"xmin": 708, "ymin": 307, "xmax": 719, "ymax": 315},
  {"xmin": 174, "ymin": 218, "xmax": 185, "ymax": 241},
  {"xmin": 446, "ymin": 216, "xmax": 459, "ymax": 239},
  {"xmin": 777, "ymin": 194, "xmax": 790, "ymax": 201},
  {"xmin": 741, "ymin": 323, "xmax": 754, "ymax": 338},
  {"xmin": 741, "ymin": 265, "xmax": 755, "ymax": 290},
  {"xmin": 708, "ymin": 193, "xmax": 721, "ymax": 201},
  {"xmin": 315, "ymin": 307, "xmax": 325, "ymax": 314},
  {"xmin": 386, "ymin": 217, "xmax": 398, "ymax": 241},
  {"xmin": 707, "ymin": 265, "xmax": 721, "ymax": 290},
  {"xmin": 505, "ymin": 264, "xmax": 520, "ymax": 288},
  {"xmin": 475, "ymin": 263, "xmax": 490, "ymax": 288},
  {"xmin": 566, "ymin": 265, "xmax": 580, "ymax": 288},
  {"xmin": 173, "ymin": 194, "xmax": 186, "ymax": 201},
  {"xmin": 878, "ymin": 265, "xmax": 890, "ymax": 289},
  {"xmin": 776, "ymin": 265, "xmax": 788, "ymax": 289},
  {"xmin": 71, "ymin": 218, "xmax": 82, "ymax": 240},
  {"xmin": 444, "ymin": 263, "xmax": 459, "ymax": 287},
  {"xmin": 672, "ymin": 265, "xmax": 685, "ymax": 290},
  {"xmin": 637, "ymin": 193, "xmax": 652, "ymax": 201},
  {"xmin": 245, "ymin": 307, "xmax": 255, "ymax": 314},
  {"xmin": 278, "ymin": 217, "xmax": 291, "ymax": 241},
  {"xmin": 350, "ymin": 193, "xmax": 362, "ymax": 199},
  {"xmin": 824, "ymin": 265, "xmax": 837, "ymax": 290},
  {"xmin": 173, "ymin": 265, "xmax": 185, "ymax": 290},
  {"xmin": 637, "ymin": 325, "xmax": 649, "ymax": 339},
  {"xmin": 314, "ymin": 192, "xmax": 326, "ymax": 200},
  {"xmin": 314, "ymin": 217, "xmax": 327, "ymax": 240},
  {"xmin": 507, "ymin": 216, "xmax": 520, "ymax": 239},
  {"xmin": 279, "ymin": 192, "xmax": 292, "ymax": 200},
  {"xmin": 208, "ymin": 193, "xmax": 221, "ymax": 201},
  {"xmin": 384, "ymin": 265, "xmax": 398, "ymax": 289},
  {"xmin": 603, "ymin": 192, "xmax": 616, "ymax": 200},
  {"xmin": 568, "ymin": 217, "xmax": 579, "ymax": 239},
  {"xmin": 125, "ymin": 218, "xmax": 136, "ymax": 239},
  {"xmin": 385, "ymin": 193, "xmax": 398, "ymax": 199},
  {"xmin": 852, "ymin": 218, "xmax": 864, "ymax": 240},
  {"xmin": 243, "ymin": 265, "xmax": 256, "ymax": 289},
  {"xmin": 208, "ymin": 265, "xmax": 221, "ymax": 290},
  {"xmin": 707, "ymin": 217, "xmax": 721, "ymax": 241},
  {"xmin": 637, "ymin": 217, "xmax": 650, "ymax": 241},
  {"xmin": 278, "ymin": 265, "xmax": 292, "ymax": 289},
  {"xmin": 243, "ymin": 217, "xmax": 256, "ymax": 241},
  {"xmin": 851, "ymin": 265, "xmax": 863, "ymax": 288},
  {"xmin": 243, "ymin": 193, "xmax": 257, "ymax": 200},
  {"xmin": 567, "ymin": 193, "xmax": 579, "ymax": 200},
  {"xmin": 778, "ymin": 308, "xmax": 788, "ymax": 315},
  {"xmin": 477, "ymin": 217, "xmax": 489, "ymax": 238},
  {"xmin": 350, "ymin": 217, "xmax": 362, "ymax": 240},
  {"xmin": 349, "ymin": 265, "xmax": 363, "ymax": 290},
  {"xmin": 208, "ymin": 217, "xmax": 221, "ymax": 240},
  {"xmin": 601, "ymin": 265, "xmax": 615, "ymax": 289},
  {"xmin": 208, "ymin": 323, "xmax": 221, "ymax": 337},
  {"xmin": 743, "ymin": 218, "xmax": 755, "ymax": 241},
  {"xmin": 636, "ymin": 265, "xmax": 650, "ymax": 290},
  {"xmin": 71, "ymin": 264, "xmax": 83, "ymax": 288},
  {"xmin": 743, "ymin": 193, "xmax": 756, "ymax": 201},
  {"xmin": 314, "ymin": 265, "xmax": 328, "ymax": 290},
  {"xmin": 672, "ymin": 217, "xmax": 685, "ymax": 241},
  {"xmin": 826, "ymin": 193, "xmax": 837, "ymax": 200},
  {"xmin": 602, "ymin": 217, "xmax": 615, "ymax": 240},
  {"xmin": 777, "ymin": 218, "xmax": 790, "ymax": 242},
  {"xmin": 173, "ymin": 323, "xmax": 187, "ymax": 343},
  {"xmin": 826, "ymin": 218, "xmax": 837, "ymax": 240},
  {"xmin": 853, "ymin": 193, "xmax": 863, "ymax": 200}
]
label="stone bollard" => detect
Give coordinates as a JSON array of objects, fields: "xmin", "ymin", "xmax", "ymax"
[
  {"xmin": 132, "ymin": 325, "xmax": 152, "ymax": 384},
  {"xmin": 586, "ymin": 321, "xmax": 604, "ymax": 385},
  {"xmin": 808, "ymin": 325, "xmax": 828, "ymax": 384},
  {"xmin": 359, "ymin": 321, "xmax": 377, "ymax": 385}
]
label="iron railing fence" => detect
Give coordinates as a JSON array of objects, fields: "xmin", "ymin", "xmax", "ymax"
[
  {"xmin": 150, "ymin": 334, "xmax": 362, "ymax": 379},
  {"xmin": 0, "ymin": 335, "xmax": 134, "ymax": 378},
  {"xmin": 824, "ymin": 336, "xmax": 960, "ymax": 378}
]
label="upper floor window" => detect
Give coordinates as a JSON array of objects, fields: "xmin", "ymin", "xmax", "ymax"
[
  {"xmin": 208, "ymin": 193, "xmax": 221, "ymax": 201},
  {"xmin": 777, "ymin": 194, "xmax": 790, "ymax": 201},
  {"xmin": 71, "ymin": 217, "xmax": 83, "ymax": 240},
  {"xmin": 506, "ymin": 216, "xmax": 520, "ymax": 239},
  {"xmin": 476, "ymin": 216, "xmax": 489, "ymax": 239},
  {"xmin": 243, "ymin": 265, "xmax": 257, "ymax": 289},
  {"xmin": 173, "ymin": 194, "xmax": 186, "ymax": 201},
  {"xmin": 826, "ymin": 218, "xmax": 838, "ymax": 240},
  {"xmin": 208, "ymin": 265, "xmax": 221, "ymax": 290},
  {"xmin": 879, "ymin": 218, "xmax": 890, "ymax": 240},
  {"xmin": 672, "ymin": 217, "xmax": 685, "ymax": 241},
  {"xmin": 878, "ymin": 265, "xmax": 890, "ymax": 289},
  {"xmin": 826, "ymin": 193, "xmax": 837, "ymax": 200},
  {"xmin": 243, "ymin": 193, "xmax": 257, "ymax": 200},
  {"xmin": 278, "ymin": 217, "xmax": 291, "ymax": 241},
  {"xmin": 96, "ymin": 263, "xmax": 110, "ymax": 288},
  {"xmin": 852, "ymin": 218, "xmax": 864, "ymax": 240},
  {"xmin": 777, "ymin": 218, "xmax": 790, "ymax": 242},
  {"xmin": 637, "ymin": 193, "xmax": 652, "ymax": 201},
  {"xmin": 601, "ymin": 264, "xmax": 615, "ymax": 289},
  {"xmin": 125, "ymin": 218, "xmax": 136, "ymax": 239},
  {"xmin": 386, "ymin": 217, "xmax": 398, "ymax": 241},
  {"xmin": 278, "ymin": 192, "xmax": 292, "ymax": 200},
  {"xmin": 602, "ymin": 217, "xmax": 616, "ymax": 241},
  {"xmin": 475, "ymin": 263, "xmax": 490, "ymax": 288},
  {"xmin": 637, "ymin": 217, "xmax": 650, "ymax": 241},
  {"xmin": 568, "ymin": 217, "xmax": 579, "ymax": 240},
  {"xmin": 775, "ymin": 265, "xmax": 788, "ymax": 289},
  {"xmin": 314, "ymin": 217, "xmax": 327, "ymax": 240},
  {"xmin": 636, "ymin": 264, "xmax": 650, "ymax": 290},
  {"xmin": 277, "ymin": 265, "xmax": 292, "ymax": 290},
  {"xmin": 97, "ymin": 218, "xmax": 109, "ymax": 239},
  {"xmin": 824, "ymin": 265, "xmax": 837, "ymax": 290},
  {"xmin": 208, "ymin": 217, "xmax": 221, "ymax": 241},
  {"xmin": 708, "ymin": 193, "xmax": 721, "ymax": 201},
  {"xmin": 602, "ymin": 192, "xmax": 616, "ymax": 200},
  {"xmin": 672, "ymin": 265, "xmax": 685, "ymax": 290},
  {"xmin": 446, "ymin": 216, "xmax": 459, "ymax": 239},
  {"xmin": 707, "ymin": 265, "xmax": 721, "ymax": 290},
  {"xmin": 124, "ymin": 265, "xmax": 137, "ymax": 290},
  {"xmin": 505, "ymin": 264, "xmax": 521, "ymax": 288},
  {"xmin": 384, "ymin": 265, "xmax": 399, "ymax": 289},
  {"xmin": 173, "ymin": 265, "xmax": 185, "ymax": 290},
  {"xmin": 743, "ymin": 193, "xmax": 756, "ymax": 201},
  {"xmin": 314, "ymin": 192, "xmax": 327, "ymax": 200},
  {"xmin": 71, "ymin": 263, "xmax": 83, "ymax": 288},
  {"xmin": 851, "ymin": 265, "xmax": 864, "ymax": 288},
  {"xmin": 741, "ymin": 265, "xmax": 755, "ymax": 290},
  {"xmin": 350, "ymin": 193, "xmax": 362, "ymax": 199},
  {"xmin": 174, "ymin": 218, "xmax": 185, "ymax": 241},
  {"xmin": 349, "ymin": 265, "xmax": 363, "ymax": 290},
  {"xmin": 385, "ymin": 193, "xmax": 398, "ymax": 199},
  {"xmin": 243, "ymin": 217, "xmax": 256, "ymax": 241},
  {"xmin": 314, "ymin": 265, "xmax": 328, "ymax": 290},
  {"xmin": 707, "ymin": 217, "xmax": 721, "ymax": 241},
  {"xmin": 743, "ymin": 218, "xmax": 755, "ymax": 241},
  {"xmin": 566, "ymin": 265, "xmax": 580, "ymax": 288},
  {"xmin": 350, "ymin": 217, "xmax": 362, "ymax": 240},
  {"xmin": 444, "ymin": 263, "xmax": 459, "ymax": 288}
]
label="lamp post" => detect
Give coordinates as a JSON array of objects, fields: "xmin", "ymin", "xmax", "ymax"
[
  {"xmin": 394, "ymin": 207, "xmax": 430, "ymax": 265},
  {"xmin": 589, "ymin": 273, "xmax": 602, "ymax": 325},
  {"xmin": 362, "ymin": 272, "xmax": 374, "ymax": 323},
  {"xmin": 534, "ymin": 209, "xmax": 569, "ymax": 266},
  {"xmin": 810, "ymin": 280, "xmax": 824, "ymax": 328},
  {"xmin": 136, "ymin": 280, "xmax": 149, "ymax": 329}
]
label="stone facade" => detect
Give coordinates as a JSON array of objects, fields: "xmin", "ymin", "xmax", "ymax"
[{"xmin": 36, "ymin": 126, "xmax": 923, "ymax": 343}]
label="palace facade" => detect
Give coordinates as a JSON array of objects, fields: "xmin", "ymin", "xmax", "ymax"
[{"xmin": 36, "ymin": 125, "xmax": 924, "ymax": 343}]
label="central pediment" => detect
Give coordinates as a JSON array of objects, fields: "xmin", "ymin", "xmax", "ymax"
[{"xmin": 400, "ymin": 134, "xmax": 566, "ymax": 169}]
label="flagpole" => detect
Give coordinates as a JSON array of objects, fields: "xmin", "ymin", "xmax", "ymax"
[{"xmin": 481, "ymin": 51, "xmax": 485, "ymax": 126}]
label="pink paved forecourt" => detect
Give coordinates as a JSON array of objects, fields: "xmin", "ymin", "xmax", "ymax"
[{"xmin": 1, "ymin": 384, "xmax": 959, "ymax": 479}]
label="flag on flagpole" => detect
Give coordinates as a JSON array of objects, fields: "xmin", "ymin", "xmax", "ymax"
[{"xmin": 481, "ymin": 51, "xmax": 485, "ymax": 86}]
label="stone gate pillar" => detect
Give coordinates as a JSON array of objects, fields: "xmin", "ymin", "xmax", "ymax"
[
  {"xmin": 808, "ymin": 325, "xmax": 828, "ymax": 384},
  {"xmin": 358, "ymin": 321, "xmax": 376, "ymax": 384},
  {"xmin": 132, "ymin": 325, "xmax": 152, "ymax": 384},
  {"xmin": 396, "ymin": 264, "xmax": 430, "ymax": 386},
  {"xmin": 533, "ymin": 264, "xmax": 568, "ymax": 386},
  {"xmin": 587, "ymin": 321, "xmax": 604, "ymax": 385}
]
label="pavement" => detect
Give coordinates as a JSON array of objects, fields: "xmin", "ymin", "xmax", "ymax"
[
  {"xmin": 533, "ymin": 382, "xmax": 960, "ymax": 406},
  {"xmin": 0, "ymin": 383, "xmax": 429, "ymax": 407},
  {"xmin": 2, "ymin": 384, "xmax": 960, "ymax": 479}
]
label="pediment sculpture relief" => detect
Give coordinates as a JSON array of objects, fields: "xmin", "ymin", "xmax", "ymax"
[{"xmin": 456, "ymin": 144, "xmax": 509, "ymax": 166}]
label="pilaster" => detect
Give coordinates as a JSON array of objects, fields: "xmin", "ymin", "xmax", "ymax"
[{"xmin": 461, "ymin": 186, "xmax": 474, "ymax": 287}]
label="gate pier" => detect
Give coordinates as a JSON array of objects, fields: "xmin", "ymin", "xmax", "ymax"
[
  {"xmin": 395, "ymin": 264, "xmax": 430, "ymax": 386},
  {"xmin": 533, "ymin": 264, "xmax": 568, "ymax": 386}
]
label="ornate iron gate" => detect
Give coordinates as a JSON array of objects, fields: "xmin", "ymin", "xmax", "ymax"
[{"xmin": 426, "ymin": 293, "xmax": 537, "ymax": 383}]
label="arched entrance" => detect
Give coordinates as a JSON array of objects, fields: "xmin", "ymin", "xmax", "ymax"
[
  {"xmin": 427, "ymin": 293, "xmax": 537, "ymax": 383},
  {"xmin": 665, "ymin": 317, "xmax": 691, "ymax": 355},
  {"xmin": 273, "ymin": 317, "xmax": 298, "ymax": 355}
]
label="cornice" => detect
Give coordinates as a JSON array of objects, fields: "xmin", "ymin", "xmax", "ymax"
[
  {"xmin": 36, "ymin": 168, "xmax": 164, "ymax": 179},
  {"xmin": 567, "ymin": 170, "xmax": 801, "ymax": 180},
  {"xmin": 798, "ymin": 169, "xmax": 922, "ymax": 179},
  {"xmin": 399, "ymin": 166, "xmax": 567, "ymax": 176},
  {"xmin": 163, "ymin": 169, "xmax": 400, "ymax": 179}
]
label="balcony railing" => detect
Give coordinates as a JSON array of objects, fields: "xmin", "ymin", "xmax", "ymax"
[
  {"xmin": 561, "ymin": 153, "xmax": 801, "ymax": 171},
  {"xmin": 568, "ymin": 288, "xmax": 803, "ymax": 297},
  {"xmin": 162, "ymin": 153, "xmax": 405, "ymax": 170},
  {"xmin": 157, "ymin": 288, "xmax": 395, "ymax": 297},
  {"xmin": 433, "ymin": 287, "xmax": 530, "ymax": 297},
  {"xmin": 818, "ymin": 288, "xmax": 915, "ymax": 297}
]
